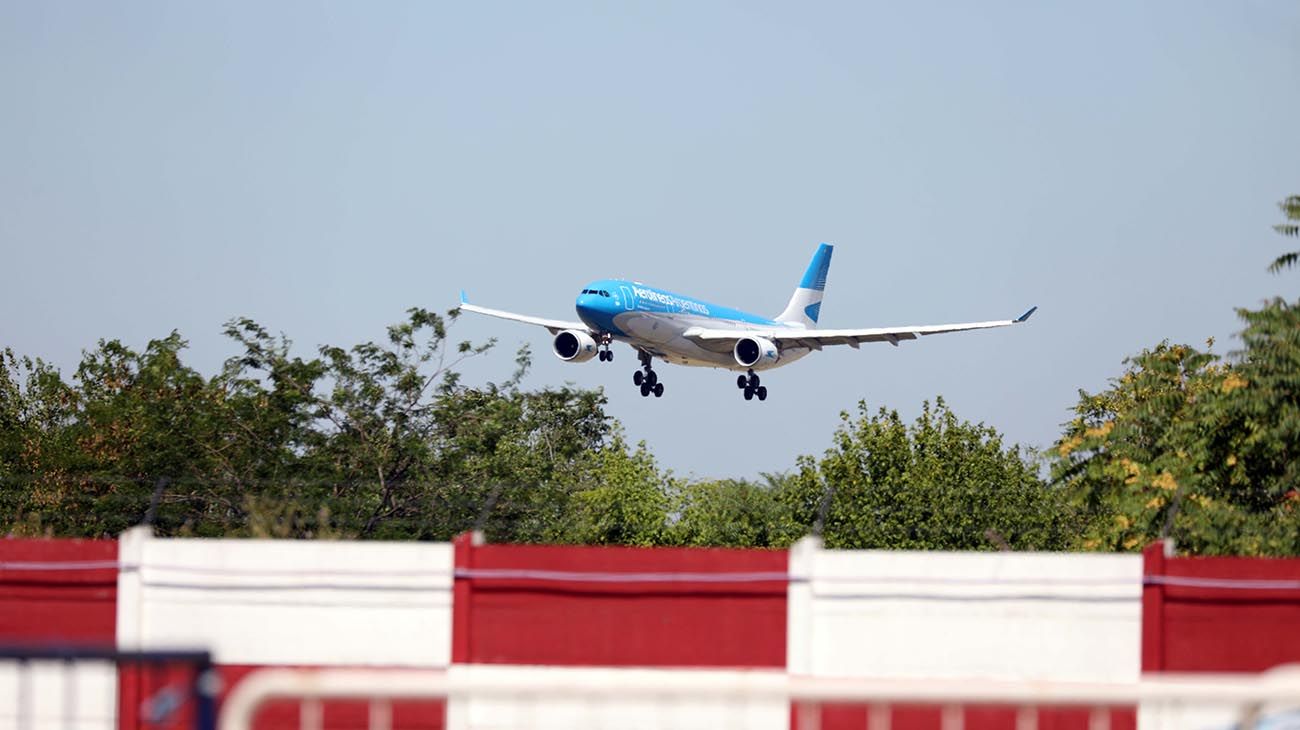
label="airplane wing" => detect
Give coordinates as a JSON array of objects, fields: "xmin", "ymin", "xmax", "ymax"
[
  {"xmin": 683, "ymin": 307, "xmax": 1037, "ymax": 350},
  {"xmin": 456, "ymin": 291, "xmax": 589, "ymax": 335}
]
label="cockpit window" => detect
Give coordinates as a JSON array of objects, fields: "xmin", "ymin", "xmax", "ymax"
[{"xmin": 599, "ymin": 290, "xmax": 610, "ymax": 297}]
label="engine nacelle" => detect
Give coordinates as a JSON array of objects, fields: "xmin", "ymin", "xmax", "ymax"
[
  {"xmin": 553, "ymin": 329, "xmax": 599, "ymax": 363},
  {"xmin": 733, "ymin": 336, "xmax": 779, "ymax": 368}
]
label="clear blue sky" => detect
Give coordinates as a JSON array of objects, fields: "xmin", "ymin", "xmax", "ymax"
[{"xmin": 3, "ymin": 2, "xmax": 1298, "ymax": 479}]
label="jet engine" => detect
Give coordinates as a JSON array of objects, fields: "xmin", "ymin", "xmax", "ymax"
[
  {"xmin": 733, "ymin": 336, "xmax": 779, "ymax": 368},
  {"xmin": 553, "ymin": 330, "xmax": 599, "ymax": 363}
]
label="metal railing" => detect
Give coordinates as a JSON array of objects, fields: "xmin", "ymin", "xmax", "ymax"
[
  {"xmin": 218, "ymin": 664, "xmax": 1300, "ymax": 730},
  {"xmin": 0, "ymin": 646, "xmax": 217, "ymax": 730}
]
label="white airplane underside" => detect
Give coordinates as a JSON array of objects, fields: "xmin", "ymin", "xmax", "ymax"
[
  {"xmin": 606, "ymin": 311, "xmax": 812, "ymax": 371},
  {"xmin": 458, "ymin": 243, "xmax": 1035, "ymax": 402}
]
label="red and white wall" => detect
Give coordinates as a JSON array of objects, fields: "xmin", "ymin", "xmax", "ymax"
[
  {"xmin": 3, "ymin": 529, "xmax": 1300, "ymax": 730},
  {"xmin": 0, "ymin": 538, "xmax": 118, "ymax": 730},
  {"xmin": 117, "ymin": 527, "xmax": 453, "ymax": 730}
]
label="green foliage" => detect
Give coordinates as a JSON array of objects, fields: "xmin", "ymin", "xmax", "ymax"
[
  {"xmin": 547, "ymin": 431, "xmax": 672, "ymax": 546},
  {"xmin": 783, "ymin": 398, "xmax": 1069, "ymax": 551},
  {"xmin": 0, "ymin": 314, "xmax": 1074, "ymax": 550},
  {"xmin": 1048, "ymin": 196, "xmax": 1300, "ymax": 555},
  {"xmin": 671, "ymin": 474, "xmax": 801, "ymax": 548},
  {"xmin": 1051, "ymin": 342, "xmax": 1224, "ymax": 551},
  {"xmin": 1051, "ymin": 302, "xmax": 1300, "ymax": 556},
  {"xmin": 0, "ymin": 309, "xmax": 651, "ymax": 541},
  {"xmin": 1268, "ymin": 194, "xmax": 1299, "ymax": 272}
]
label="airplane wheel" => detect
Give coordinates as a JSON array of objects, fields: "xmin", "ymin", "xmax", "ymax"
[
  {"xmin": 640, "ymin": 382, "xmax": 651, "ymax": 397},
  {"xmin": 744, "ymin": 387, "xmax": 754, "ymax": 401},
  {"xmin": 737, "ymin": 375, "xmax": 747, "ymax": 389},
  {"xmin": 646, "ymin": 370, "xmax": 658, "ymax": 387},
  {"xmin": 653, "ymin": 383, "xmax": 664, "ymax": 398},
  {"xmin": 757, "ymin": 386, "xmax": 768, "ymax": 401},
  {"xmin": 633, "ymin": 371, "xmax": 644, "ymax": 386},
  {"xmin": 751, "ymin": 373, "xmax": 760, "ymax": 387},
  {"xmin": 598, "ymin": 351, "xmax": 606, "ymax": 362},
  {"xmin": 607, "ymin": 350, "xmax": 613, "ymax": 362}
]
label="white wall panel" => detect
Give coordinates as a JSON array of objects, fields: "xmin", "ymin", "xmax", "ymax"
[
  {"xmin": 0, "ymin": 661, "xmax": 116, "ymax": 730},
  {"xmin": 117, "ymin": 527, "xmax": 453, "ymax": 667},
  {"xmin": 788, "ymin": 537, "xmax": 1142, "ymax": 682},
  {"xmin": 445, "ymin": 665, "xmax": 788, "ymax": 730}
]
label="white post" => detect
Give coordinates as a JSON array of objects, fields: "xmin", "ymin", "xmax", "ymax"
[
  {"xmin": 786, "ymin": 535, "xmax": 822, "ymax": 677},
  {"xmin": 116, "ymin": 525, "xmax": 152, "ymax": 651}
]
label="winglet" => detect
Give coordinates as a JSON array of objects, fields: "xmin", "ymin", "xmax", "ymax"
[
  {"xmin": 1016, "ymin": 306, "xmax": 1038, "ymax": 323},
  {"xmin": 459, "ymin": 290, "xmax": 469, "ymax": 305}
]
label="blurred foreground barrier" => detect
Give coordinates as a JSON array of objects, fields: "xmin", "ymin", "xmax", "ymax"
[
  {"xmin": 0, "ymin": 645, "xmax": 215, "ymax": 730},
  {"xmin": 218, "ymin": 664, "xmax": 1300, "ymax": 730}
]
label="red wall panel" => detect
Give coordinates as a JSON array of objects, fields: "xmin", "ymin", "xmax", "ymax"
[
  {"xmin": 219, "ymin": 666, "xmax": 444, "ymax": 730},
  {"xmin": 0, "ymin": 538, "xmax": 117, "ymax": 644},
  {"xmin": 452, "ymin": 534, "xmax": 787, "ymax": 667},
  {"xmin": 1143, "ymin": 541, "xmax": 1300, "ymax": 672},
  {"xmin": 121, "ymin": 664, "xmax": 446, "ymax": 730}
]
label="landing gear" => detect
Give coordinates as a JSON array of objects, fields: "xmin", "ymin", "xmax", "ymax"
[
  {"xmin": 634, "ymin": 351, "xmax": 663, "ymax": 398},
  {"xmin": 597, "ymin": 334, "xmax": 614, "ymax": 362},
  {"xmin": 738, "ymin": 369, "xmax": 767, "ymax": 402}
]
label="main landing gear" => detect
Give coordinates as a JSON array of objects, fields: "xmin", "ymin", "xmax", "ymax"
[
  {"xmin": 737, "ymin": 369, "xmax": 767, "ymax": 402},
  {"xmin": 633, "ymin": 351, "xmax": 664, "ymax": 398}
]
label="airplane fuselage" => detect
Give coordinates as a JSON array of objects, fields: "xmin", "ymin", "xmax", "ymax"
[{"xmin": 574, "ymin": 279, "xmax": 811, "ymax": 371}]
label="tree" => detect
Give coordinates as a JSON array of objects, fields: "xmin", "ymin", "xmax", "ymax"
[
  {"xmin": 0, "ymin": 308, "xmax": 645, "ymax": 541},
  {"xmin": 1052, "ymin": 342, "xmax": 1228, "ymax": 552},
  {"xmin": 545, "ymin": 430, "xmax": 673, "ymax": 547},
  {"xmin": 671, "ymin": 474, "xmax": 800, "ymax": 548},
  {"xmin": 1051, "ymin": 195, "xmax": 1300, "ymax": 557},
  {"xmin": 420, "ymin": 381, "xmax": 616, "ymax": 542},
  {"xmin": 288, "ymin": 307, "xmax": 500, "ymax": 539},
  {"xmin": 1, "ymin": 333, "xmax": 250, "ymax": 537},
  {"xmin": 783, "ymin": 398, "xmax": 1070, "ymax": 550},
  {"xmin": 1268, "ymin": 194, "xmax": 1299, "ymax": 272},
  {"xmin": 1052, "ymin": 309, "xmax": 1300, "ymax": 556}
]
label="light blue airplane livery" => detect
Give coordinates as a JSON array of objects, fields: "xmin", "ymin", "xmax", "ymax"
[{"xmin": 458, "ymin": 243, "xmax": 1036, "ymax": 402}]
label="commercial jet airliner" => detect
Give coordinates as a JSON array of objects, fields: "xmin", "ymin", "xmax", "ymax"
[{"xmin": 458, "ymin": 243, "xmax": 1035, "ymax": 402}]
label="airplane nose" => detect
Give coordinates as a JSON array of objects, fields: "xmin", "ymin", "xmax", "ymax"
[
  {"xmin": 575, "ymin": 294, "xmax": 600, "ymax": 318},
  {"xmin": 575, "ymin": 291, "xmax": 615, "ymax": 330}
]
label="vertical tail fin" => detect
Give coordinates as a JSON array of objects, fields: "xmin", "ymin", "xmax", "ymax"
[{"xmin": 775, "ymin": 243, "xmax": 833, "ymax": 328}]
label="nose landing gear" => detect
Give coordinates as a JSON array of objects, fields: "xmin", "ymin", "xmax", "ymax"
[
  {"xmin": 597, "ymin": 333, "xmax": 615, "ymax": 362},
  {"xmin": 737, "ymin": 369, "xmax": 767, "ymax": 402},
  {"xmin": 634, "ymin": 351, "xmax": 664, "ymax": 398}
]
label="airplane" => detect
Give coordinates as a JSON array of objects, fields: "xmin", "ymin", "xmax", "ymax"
[{"xmin": 457, "ymin": 243, "xmax": 1036, "ymax": 402}]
